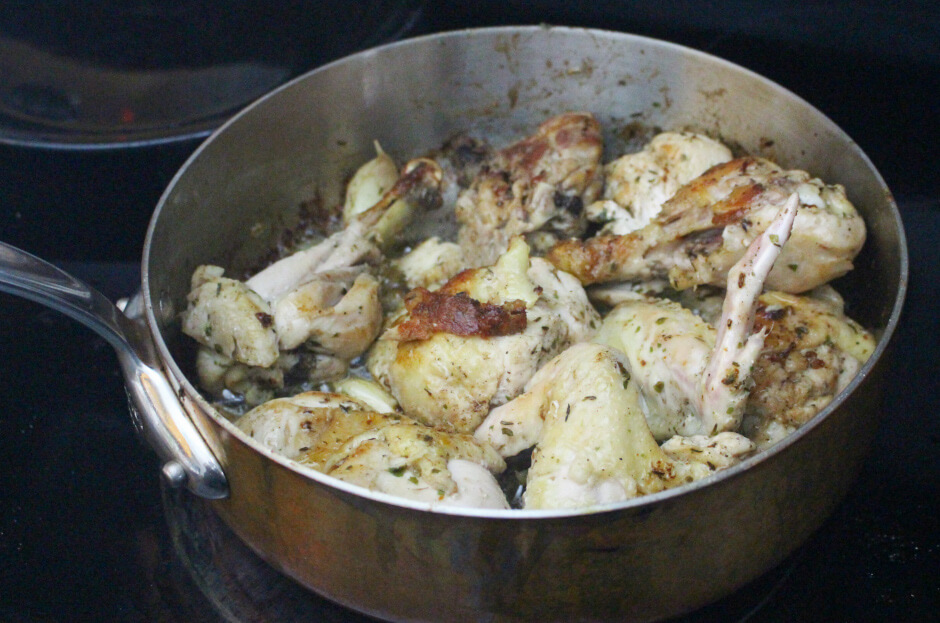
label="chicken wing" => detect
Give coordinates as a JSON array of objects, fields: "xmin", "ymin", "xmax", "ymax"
[
  {"xmin": 548, "ymin": 157, "xmax": 865, "ymax": 293},
  {"xmin": 181, "ymin": 158, "xmax": 443, "ymax": 406},
  {"xmin": 593, "ymin": 195, "xmax": 797, "ymax": 439},
  {"xmin": 456, "ymin": 112, "xmax": 604, "ymax": 266},
  {"xmin": 475, "ymin": 343, "xmax": 754, "ymax": 510}
]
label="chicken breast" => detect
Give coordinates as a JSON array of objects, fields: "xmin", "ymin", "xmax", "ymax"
[
  {"xmin": 585, "ymin": 131, "xmax": 733, "ymax": 235},
  {"xmin": 236, "ymin": 391, "xmax": 508, "ymax": 509},
  {"xmin": 548, "ymin": 157, "xmax": 865, "ymax": 293},
  {"xmin": 456, "ymin": 112, "xmax": 604, "ymax": 266},
  {"xmin": 368, "ymin": 237, "xmax": 599, "ymax": 433}
]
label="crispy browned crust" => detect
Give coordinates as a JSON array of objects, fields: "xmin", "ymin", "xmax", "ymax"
[
  {"xmin": 395, "ymin": 287, "xmax": 527, "ymax": 341},
  {"xmin": 546, "ymin": 235, "xmax": 632, "ymax": 285},
  {"xmin": 458, "ymin": 112, "xmax": 603, "ymax": 235},
  {"xmin": 546, "ymin": 157, "xmax": 774, "ymax": 285}
]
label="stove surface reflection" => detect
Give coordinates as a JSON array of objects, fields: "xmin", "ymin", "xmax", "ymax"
[{"xmin": 163, "ymin": 484, "xmax": 802, "ymax": 623}]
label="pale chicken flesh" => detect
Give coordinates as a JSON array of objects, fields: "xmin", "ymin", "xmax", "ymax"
[
  {"xmin": 475, "ymin": 343, "xmax": 755, "ymax": 510},
  {"xmin": 742, "ymin": 287, "xmax": 875, "ymax": 447},
  {"xmin": 671, "ymin": 282, "xmax": 876, "ymax": 448},
  {"xmin": 178, "ymin": 115, "xmax": 874, "ymax": 511},
  {"xmin": 593, "ymin": 195, "xmax": 798, "ymax": 439},
  {"xmin": 180, "ymin": 157, "xmax": 443, "ymax": 407},
  {"xmin": 181, "ymin": 265, "xmax": 279, "ymax": 368},
  {"xmin": 391, "ymin": 237, "xmax": 467, "ymax": 290},
  {"xmin": 237, "ymin": 391, "xmax": 508, "ymax": 509},
  {"xmin": 585, "ymin": 131, "xmax": 733, "ymax": 235}
]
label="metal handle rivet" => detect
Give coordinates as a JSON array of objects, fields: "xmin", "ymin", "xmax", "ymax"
[{"xmin": 162, "ymin": 461, "xmax": 187, "ymax": 488}]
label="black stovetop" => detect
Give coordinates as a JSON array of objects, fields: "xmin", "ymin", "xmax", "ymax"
[{"xmin": 1, "ymin": 3, "xmax": 937, "ymax": 621}]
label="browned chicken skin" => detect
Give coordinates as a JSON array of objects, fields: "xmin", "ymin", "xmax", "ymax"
[
  {"xmin": 743, "ymin": 288, "xmax": 875, "ymax": 446},
  {"xmin": 547, "ymin": 157, "xmax": 866, "ymax": 293},
  {"xmin": 456, "ymin": 112, "xmax": 604, "ymax": 266}
]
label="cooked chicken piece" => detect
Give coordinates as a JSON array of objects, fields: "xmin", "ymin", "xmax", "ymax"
[
  {"xmin": 742, "ymin": 286, "xmax": 875, "ymax": 448},
  {"xmin": 247, "ymin": 155, "xmax": 443, "ymax": 308},
  {"xmin": 354, "ymin": 158, "xmax": 445, "ymax": 251},
  {"xmin": 594, "ymin": 297, "xmax": 715, "ymax": 439},
  {"xmin": 272, "ymin": 272, "xmax": 382, "ymax": 357},
  {"xmin": 441, "ymin": 459, "xmax": 510, "ymax": 509},
  {"xmin": 181, "ymin": 265, "xmax": 279, "ymax": 368},
  {"xmin": 342, "ymin": 141, "xmax": 399, "ymax": 224},
  {"xmin": 245, "ymin": 227, "xmax": 380, "ymax": 303},
  {"xmin": 246, "ymin": 157, "xmax": 444, "ymax": 302},
  {"xmin": 593, "ymin": 196, "xmax": 797, "ymax": 438},
  {"xmin": 548, "ymin": 157, "xmax": 865, "ymax": 293},
  {"xmin": 368, "ymin": 238, "xmax": 600, "ymax": 433},
  {"xmin": 700, "ymin": 193, "xmax": 799, "ymax": 430},
  {"xmin": 671, "ymin": 278, "xmax": 876, "ymax": 448},
  {"xmin": 456, "ymin": 112, "xmax": 604, "ymax": 266},
  {"xmin": 184, "ymin": 260, "xmax": 380, "ymax": 405},
  {"xmin": 585, "ymin": 279, "xmax": 673, "ymax": 308},
  {"xmin": 659, "ymin": 432, "xmax": 756, "ymax": 468},
  {"xmin": 475, "ymin": 343, "xmax": 754, "ymax": 509},
  {"xmin": 585, "ymin": 132, "xmax": 732, "ymax": 235},
  {"xmin": 237, "ymin": 392, "xmax": 508, "ymax": 509},
  {"xmin": 181, "ymin": 157, "xmax": 444, "ymax": 407},
  {"xmin": 391, "ymin": 237, "xmax": 467, "ymax": 290},
  {"xmin": 237, "ymin": 391, "xmax": 367, "ymax": 458}
]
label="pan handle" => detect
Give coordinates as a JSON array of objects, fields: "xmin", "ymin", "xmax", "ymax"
[{"xmin": 0, "ymin": 242, "xmax": 228, "ymax": 499}]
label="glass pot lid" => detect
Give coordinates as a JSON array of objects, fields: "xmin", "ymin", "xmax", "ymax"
[{"xmin": 0, "ymin": 1, "xmax": 424, "ymax": 149}]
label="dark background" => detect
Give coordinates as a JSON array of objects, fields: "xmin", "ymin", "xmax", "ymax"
[{"xmin": 1, "ymin": 2, "xmax": 937, "ymax": 621}]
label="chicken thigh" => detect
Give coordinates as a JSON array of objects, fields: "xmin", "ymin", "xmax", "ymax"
[
  {"xmin": 456, "ymin": 112, "xmax": 604, "ymax": 266},
  {"xmin": 181, "ymin": 265, "xmax": 279, "ymax": 368},
  {"xmin": 236, "ymin": 391, "xmax": 508, "ymax": 509},
  {"xmin": 548, "ymin": 157, "xmax": 865, "ymax": 293}
]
